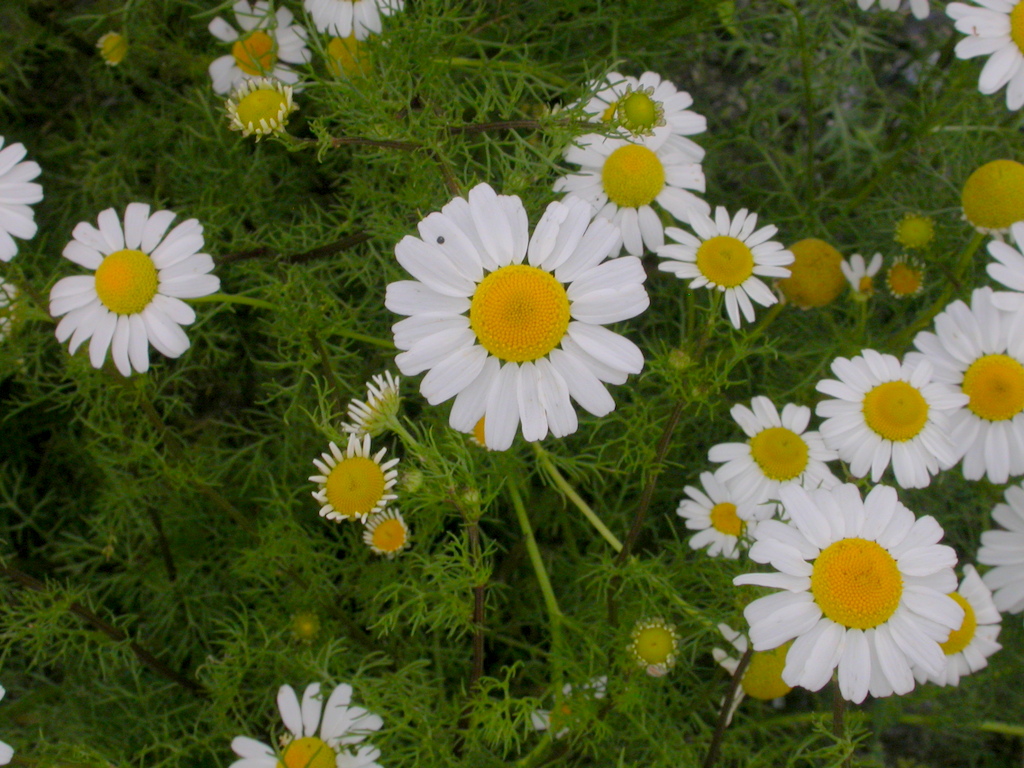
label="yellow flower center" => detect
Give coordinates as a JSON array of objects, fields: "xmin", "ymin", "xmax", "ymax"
[
  {"xmin": 324, "ymin": 456, "xmax": 386, "ymax": 520},
  {"xmin": 233, "ymin": 30, "xmax": 277, "ymax": 77},
  {"xmin": 1011, "ymin": 1, "xmax": 1024, "ymax": 55},
  {"xmin": 98, "ymin": 32, "xmax": 128, "ymax": 66},
  {"xmin": 962, "ymin": 354, "xmax": 1024, "ymax": 422},
  {"xmin": 887, "ymin": 261, "xmax": 924, "ymax": 297},
  {"xmin": 617, "ymin": 91, "xmax": 661, "ymax": 133},
  {"xmin": 894, "ymin": 214, "xmax": 935, "ymax": 250},
  {"xmin": 94, "ymin": 249, "xmax": 159, "ymax": 315},
  {"xmin": 741, "ymin": 642, "xmax": 793, "ymax": 700},
  {"xmin": 696, "ymin": 236, "xmax": 755, "ymax": 288},
  {"xmin": 290, "ymin": 612, "xmax": 321, "ymax": 641},
  {"xmin": 601, "ymin": 145, "xmax": 665, "ymax": 208},
  {"xmin": 709, "ymin": 502, "xmax": 743, "ymax": 537},
  {"xmin": 277, "ymin": 737, "xmax": 334, "ymax": 768},
  {"xmin": 236, "ymin": 87, "xmax": 289, "ymax": 132},
  {"xmin": 858, "ymin": 275, "xmax": 874, "ymax": 294},
  {"xmin": 327, "ymin": 35, "xmax": 371, "ymax": 77},
  {"xmin": 939, "ymin": 592, "xmax": 977, "ymax": 656},
  {"xmin": 749, "ymin": 427, "xmax": 809, "ymax": 481},
  {"xmin": 469, "ymin": 265, "xmax": 570, "ymax": 363},
  {"xmin": 632, "ymin": 624, "xmax": 676, "ymax": 666},
  {"xmin": 472, "ymin": 416, "xmax": 487, "ymax": 446},
  {"xmin": 777, "ymin": 238, "xmax": 845, "ymax": 309},
  {"xmin": 372, "ymin": 518, "xmax": 408, "ymax": 553},
  {"xmin": 961, "ymin": 159, "xmax": 1024, "ymax": 231},
  {"xmin": 862, "ymin": 380, "xmax": 930, "ymax": 442},
  {"xmin": 811, "ymin": 538, "xmax": 903, "ymax": 629}
]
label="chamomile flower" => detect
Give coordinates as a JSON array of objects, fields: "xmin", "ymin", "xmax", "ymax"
[
  {"xmin": 0, "ymin": 685, "xmax": 12, "ymax": 765},
  {"xmin": 907, "ymin": 287, "xmax": 1024, "ymax": 483},
  {"xmin": 658, "ymin": 207, "xmax": 794, "ymax": 328},
  {"xmin": 914, "ymin": 565, "xmax": 1001, "ymax": 686},
  {"xmin": 977, "ymin": 482, "xmax": 1024, "ymax": 613},
  {"xmin": 363, "ymin": 508, "xmax": 410, "ymax": 558},
  {"xmin": 326, "ymin": 35, "xmax": 372, "ymax": 78},
  {"xmin": 576, "ymin": 70, "xmax": 707, "ymax": 159},
  {"xmin": 208, "ymin": 0, "xmax": 311, "ymax": 96},
  {"xmin": 226, "ymin": 78, "xmax": 297, "ymax": 140},
  {"xmin": 342, "ymin": 371, "xmax": 401, "ymax": 437},
  {"xmin": 856, "ymin": 0, "xmax": 930, "ymax": 19},
  {"xmin": 554, "ymin": 135, "xmax": 708, "ymax": 255},
  {"xmin": 735, "ymin": 483, "xmax": 963, "ymax": 704},
  {"xmin": 96, "ymin": 32, "xmax": 128, "ymax": 66},
  {"xmin": 49, "ymin": 204, "xmax": 220, "ymax": 376},
  {"xmin": 815, "ymin": 350, "xmax": 968, "ymax": 488},
  {"xmin": 841, "ymin": 252, "xmax": 883, "ymax": 298},
  {"xmin": 0, "ymin": 136, "xmax": 42, "ymax": 262},
  {"xmin": 627, "ymin": 617, "xmax": 679, "ymax": 677},
  {"xmin": 987, "ymin": 221, "xmax": 1024, "ymax": 310},
  {"xmin": 709, "ymin": 397, "xmax": 838, "ymax": 504},
  {"xmin": 385, "ymin": 185, "xmax": 649, "ymax": 451},
  {"xmin": 305, "ymin": 0, "xmax": 403, "ymax": 40},
  {"xmin": 895, "ymin": 214, "xmax": 935, "ymax": 250},
  {"xmin": 712, "ymin": 624, "xmax": 792, "ymax": 723},
  {"xmin": 530, "ymin": 677, "xmax": 606, "ymax": 738},
  {"xmin": 776, "ymin": 238, "xmax": 846, "ymax": 309},
  {"xmin": 960, "ymin": 159, "xmax": 1024, "ymax": 234},
  {"xmin": 675, "ymin": 470, "xmax": 776, "ymax": 558},
  {"xmin": 310, "ymin": 434, "xmax": 399, "ymax": 523},
  {"xmin": 886, "ymin": 255, "xmax": 925, "ymax": 298},
  {"xmin": 947, "ymin": 1, "xmax": 1024, "ymax": 111},
  {"xmin": 0, "ymin": 279, "xmax": 18, "ymax": 341},
  {"xmin": 230, "ymin": 682, "xmax": 383, "ymax": 768}
]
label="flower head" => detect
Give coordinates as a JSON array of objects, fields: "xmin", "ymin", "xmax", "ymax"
[
  {"xmin": 310, "ymin": 434, "xmax": 399, "ymax": 522},
  {"xmin": 385, "ymin": 185, "xmax": 649, "ymax": 451},
  {"xmin": 886, "ymin": 255, "xmax": 925, "ymax": 298},
  {"xmin": 49, "ymin": 204, "xmax": 220, "ymax": 376},
  {"xmin": 735, "ymin": 483, "xmax": 963, "ymax": 703},
  {"xmin": 530, "ymin": 677, "xmax": 606, "ymax": 738},
  {"xmin": 290, "ymin": 612, "xmax": 321, "ymax": 642},
  {"xmin": 895, "ymin": 214, "xmax": 935, "ymax": 250},
  {"xmin": 97, "ymin": 32, "xmax": 128, "ymax": 65},
  {"xmin": 230, "ymin": 682, "xmax": 383, "ymax": 768},
  {"xmin": 0, "ymin": 136, "xmax": 42, "ymax": 262},
  {"xmin": 977, "ymin": 482, "xmax": 1024, "ymax": 614},
  {"xmin": 675, "ymin": 471, "xmax": 775, "ymax": 558},
  {"xmin": 841, "ymin": 252, "xmax": 883, "ymax": 298},
  {"xmin": 659, "ymin": 207, "xmax": 794, "ymax": 327},
  {"xmin": 712, "ymin": 624, "xmax": 792, "ymax": 723},
  {"xmin": 304, "ymin": 0, "xmax": 404, "ymax": 40},
  {"xmin": 776, "ymin": 238, "xmax": 846, "ymax": 309},
  {"xmin": 343, "ymin": 371, "xmax": 401, "ymax": 437},
  {"xmin": 947, "ymin": 1, "xmax": 1024, "ymax": 111},
  {"xmin": 856, "ymin": 0, "xmax": 931, "ymax": 18},
  {"xmin": 627, "ymin": 617, "xmax": 679, "ymax": 676},
  {"xmin": 226, "ymin": 78, "xmax": 297, "ymax": 140},
  {"xmin": 327, "ymin": 35, "xmax": 372, "ymax": 78},
  {"xmin": 960, "ymin": 159, "xmax": 1024, "ymax": 233},
  {"xmin": 363, "ymin": 508, "xmax": 410, "ymax": 558}
]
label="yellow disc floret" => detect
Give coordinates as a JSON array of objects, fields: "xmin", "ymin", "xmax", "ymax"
[
  {"xmin": 940, "ymin": 592, "xmax": 977, "ymax": 655},
  {"xmin": 886, "ymin": 257, "xmax": 924, "ymax": 298},
  {"xmin": 616, "ymin": 89, "xmax": 664, "ymax": 135},
  {"xmin": 777, "ymin": 238, "xmax": 845, "ymax": 309},
  {"xmin": 894, "ymin": 214, "xmax": 935, "ymax": 250},
  {"xmin": 749, "ymin": 427, "xmax": 809, "ymax": 481},
  {"xmin": 278, "ymin": 737, "xmax": 335, "ymax": 768},
  {"xmin": 811, "ymin": 538, "xmax": 903, "ymax": 629},
  {"xmin": 862, "ymin": 380, "xmax": 930, "ymax": 442},
  {"xmin": 97, "ymin": 32, "xmax": 128, "ymax": 66},
  {"xmin": 601, "ymin": 145, "xmax": 666, "ymax": 208},
  {"xmin": 741, "ymin": 642, "xmax": 793, "ymax": 700},
  {"xmin": 324, "ymin": 456, "xmax": 387, "ymax": 520},
  {"xmin": 961, "ymin": 159, "xmax": 1024, "ymax": 231},
  {"xmin": 228, "ymin": 79, "xmax": 295, "ymax": 139},
  {"xmin": 710, "ymin": 502, "xmax": 743, "ymax": 537},
  {"xmin": 1011, "ymin": 1, "xmax": 1024, "ymax": 55},
  {"xmin": 962, "ymin": 354, "xmax": 1024, "ymax": 421},
  {"xmin": 371, "ymin": 518, "xmax": 408, "ymax": 553},
  {"xmin": 696, "ymin": 236, "xmax": 755, "ymax": 288},
  {"xmin": 233, "ymin": 30, "xmax": 277, "ymax": 76},
  {"xmin": 327, "ymin": 35, "xmax": 371, "ymax": 78},
  {"xmin": 94, "ymin": 249, "xmax": 159, "ymax": 315},
  {"xmin": 629, "ymin": 618, "xmax": 678, "ymax": 670},
  {"xmin": 469, "ymin": 265, "xmax": 570, "ymax": 362}
]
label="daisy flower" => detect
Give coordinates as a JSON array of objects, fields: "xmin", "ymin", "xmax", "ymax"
[
  {"xmin": 841, "ymin": 252, "xmax": 883, "ymax": 298},
  {"xmin": 987, "ymin": 220, "xmax": 1024, "ymax": 310},
  {"xmin": 856, "ymin": 0, "xmax": 930, "ymax": 19},
  {"xmin": 96, "ymin": 32, "xmax": 128, "ymax": 66},
  {"xmin": 735, "ymin": 483, "xmax": 963, "ymax": 704},
  {"xmin": 977, "ymin": 482, "xmax": 1024, "ymax": 614},
  {"xmin": 0, "ymin": 136, "xmax": 43, "ymax": 262},
  {"xmin": 712, "ymin": 624, "xmax": 792, "ymax": 723},
  {"xmin": 914, "ymin": 565, "xmax": 1001, "ymax": 687},
  {"xmin": 304, "ymin": 0, "xmax": 404, "ymax": 40},
  {"xmin": 906, "ymin": 287, "xmax": 1024, "ymax": 483},
  {"xmin": 208, "ymin": 0, "xmax": 311, "ymax": 96},
  {"xmin": 960, "ymin": 159, "xmax": 1024, "ymax": 234},
  {"xmin": 815, "ymin": 350, "xmax": 968, "ymax": 488},
  {"xmin": 947, "ymin": 0, "xmax": 1024, "ymax": 111},
  {"xmin": 709, "ymin": 397, "xmax": 838, "ymax": 504},
  {"xmin": 310, "ymin": 434, "xmax": 399, "ymax": 522},
  {"xmin": 553, "ymin": 135, "xmax": 708, "ymax": 256},
  {"xmin": 343, "ymin": 371, "xmax": 401, "ymax": 437},
  {"xmin": 226, "ymin": 77, "xmax": 297, "ymax": 141},
  {"xmin": 675, "ymin": 470, "xmax": 776, "ymax": 558},
  {"xmin": 886, "ymin": 255, "xmax": 925, "ymax": 298},
  {"xmin": 0, "ymin": 279, "xmax": 18, "ymax": 341},
  {"xmin": 776, "ymin": 238, "xmax": 846, "ymax": 310},
  {"xmin": 0, "ymin": 685, "xmax": 12, "ymax": 765},
  {"xmin": 657, "ymin": 207, "xmax": 794, "ymax": 328},
  {"xmin": 627, "ymin": 617, "xmax": 679, "ymax": 677},
  {"xmin": 575, "ymin": 70, "xmax": 706, "ymax": 159},
  {"xmin": 230, "ymin": 682, "xmax": 383, "ymax": 768},
  {"xmin": 363, "ymin": 508, "xmax": 410, "ymax": 558},
  {"xmin": 385, "ymin": 185, "xmax": 649, "ymax": 451},
  {"xmin": 530, "ymin": 677, "xmax": 606, "ymax": 739},
  {"xmin": 49, "ymin": 204, "xmax": 220, "ymax": 377},
  {"xmin": 894, "ymin": 213, "xmax": 935, "ymax": 250}
]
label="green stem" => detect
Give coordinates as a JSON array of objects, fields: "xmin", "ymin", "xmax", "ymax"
[
  {"xmin": 744, "ymin": 301, "xmax": 784, "ymax": 346},
  {"xmin": 532, "ymin": 445, "xmax": 623, "ymax": 552},
  {"xmin": 190, "ymin": 292, "xmax": 281, "ymax": 311},
  {"xmin": 508, "ymin": 481, "xmax": 563, "ymax": 655},
  {"xmin": 779, "ymin": 0, "xmax": 817, "ymax": 203}
]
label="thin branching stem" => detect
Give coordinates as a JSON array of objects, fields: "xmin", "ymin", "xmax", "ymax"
[
  {"xmin": 702, "ymin": 645, "xmax": 753, "ymax": 768},
  {"xmin": 508, "ymin": 481, "xmax": 563, "ymax": 656}
]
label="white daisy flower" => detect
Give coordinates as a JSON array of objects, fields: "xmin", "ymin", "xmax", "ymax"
[
  {"xmin": 575, "ymin": 70, "xmax": 706, "ymax": 159},
  {"xmin": 0, "ymin": 136, "xmax": 42, "ymax": 262},
  {"xmin": 230, "ymin": 682, "xmax": 383, "ymax": 768},
  {"xmin": 735, "ymin": 482, "xmax": 963, "ymax": 704},
  {"xmin": 0, "ymin": 685, "xmax": 13, "ymax": 766},
  {"xmin": 310, "ymin": 434, "xmax": 399, "ymax": 523},
  {"xmin": 49, "ymin": 204, "xmax": 220, "ymax": 377},
  {"xmin": 856, "ymin": 0, "xmax": 930, "ymax": 19},
  {"xmin": 987, "ymin": 221, "xmax": 1024, "ymax": 310},
  {"xmin": 709, "ymin": 397, "xmax": 838, "ymax": 504},
  {"xmin": 676, "ymin": 470, "xmax": 776, "ymax": 558},
  {"xmin": 385, "ymin": 185, "xmax": 649, "ymax": 451},
  {"xmin": 530, "ymin": 677, "xmax": 606, "ymax": 739},
  {"xmin": 906, "ymin": 287, "xmax": 1024, "ymax": 484},
  {"xmin": 657, "ymin": 206, "xmax": 794, "ymax": 328},
  {"xmin": 553, "ymin": 135, "xmax": 708, "ymax": 256},
  {"xmin": 226, "ymin": 77, "xmax": 297, "ymax": 141},
  {"xmin": 977, "ymin": 482, "xmax": 1024, "ymax": 614},
  {"xmin": 208, "ymin": 0, "xmax": 311, "ymax": 96},
  {"xmin": 0, "ymin": 279, "xmax": 18, "ymax": 341},
  {"xmin": 363, "ymin": 507, "xmax": 410, "ymax": 558},
  {"xmin": 913, "ymin": 565, "xmax": 1002, "ymax": 687},
  {"xmin": 304, "ymin": 0, "xmax": 404, "ymax": 40},
  {"xmin": 841, "ymin": 252, "xmax": 883, "ymax": 297},
  {"xmin": 815, "ymin": 350, "xmax": 969, "ymax": 488},
  {"xmin": 947, "ymin": 0, "xmax": 1024, "ymax": 111},
  {"xmin": 343, "ymin": 371, "xmax": 401, "ymax": 437},
  {"xmin": 712, "ymin": 624, "xmax": 791, "ymax": 724}
]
